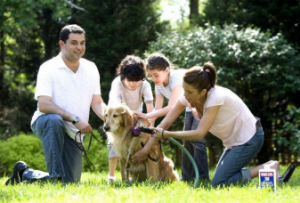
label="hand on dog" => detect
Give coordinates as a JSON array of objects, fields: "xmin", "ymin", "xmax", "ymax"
[
  {"xmin": 134, "ymin": 111, "xmax": 148, "ymax": 119},
  {"xmin": 75, "ymin": 120, "xmax": 92, "ymax": 134},
  {"xmin": 131, "ymin": 149, "xmax": 148, "ymax": 165}
]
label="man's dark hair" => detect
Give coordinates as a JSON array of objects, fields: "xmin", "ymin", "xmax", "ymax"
[{"xmin": 59, "ymin": 24, "xmax": 85, "ymax": 43}]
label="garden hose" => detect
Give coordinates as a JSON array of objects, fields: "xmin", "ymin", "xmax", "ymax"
[{"xmin": 168, "ymin": 137, "xmax": 200, "ymax": 188}]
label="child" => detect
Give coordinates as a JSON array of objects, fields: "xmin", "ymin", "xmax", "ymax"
[
  {"xmin": 107, "ymin": 55, "xmax": 154, "ymax": 183},
  {"xmin": 134, "ymin": 53, "xmax": 209, "ymax": 181}
]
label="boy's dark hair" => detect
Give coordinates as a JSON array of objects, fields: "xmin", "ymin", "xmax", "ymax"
[
  {"xmin": 117, "ymin": 55, "xmax": 146, "ymax": 81},
  {"xmin": 59, "ymin": 24, "xmax": 85, "ymax": 43}
]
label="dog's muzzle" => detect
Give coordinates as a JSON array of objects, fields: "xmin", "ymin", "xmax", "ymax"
[{"xmin": 103, "ymin": 125, "xmax": 110, "ymax": 132}]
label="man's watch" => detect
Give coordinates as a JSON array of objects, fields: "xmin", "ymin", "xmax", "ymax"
[{"xmin": 72, "ymin": 116, "xmax": 80, "ymax": 124}]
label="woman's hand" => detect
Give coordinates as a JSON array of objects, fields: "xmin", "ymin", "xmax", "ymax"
[
  {"xmin": 131, "ymin": 149, "xmax": 148, "ymax": 165},
  {"xmin": 150, "ymin": 127, "xmax": 165, "ymax": 140}
]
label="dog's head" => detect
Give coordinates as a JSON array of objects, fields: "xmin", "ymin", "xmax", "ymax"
[{"xmin": 103, "ymin": 104, "xmax": 135, "ymax": 133}]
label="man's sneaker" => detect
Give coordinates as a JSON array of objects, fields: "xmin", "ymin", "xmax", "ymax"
[
  {"xmin": 5, "ymin": 161, "xmax": 29, "ymax": 185},
  {"xmin": 278, "ymin": 163, "xmax": 297, "ymax": 184}
]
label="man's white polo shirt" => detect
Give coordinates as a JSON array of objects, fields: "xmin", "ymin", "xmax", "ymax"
[{"xmin": 31, "ymin": 53, "xmax": 101, "ymax": 140}]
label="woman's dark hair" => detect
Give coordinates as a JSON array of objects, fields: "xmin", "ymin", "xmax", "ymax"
[
  {"xmin": 183, "ymin": 62, "xmax": 217, "ymax": 92},
  {"xmin": 59, "ymin": 24, "xmax": 85, "ymax": 43},
  {"xmin": 117, "ymin": 55, "xmax": 146, "ymax": 81},
  {"xmin": 146, "ymin": 52, "xmax": 173, "ymax": 71}
]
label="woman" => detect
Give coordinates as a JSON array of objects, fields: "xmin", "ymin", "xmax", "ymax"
[
  {"xmin": 134, "ymin": 53, "xmax": 209, "ymax": 181},
  {"xmin": 149, "ymin": 62, "xmax": 281, "ymax": 187}
]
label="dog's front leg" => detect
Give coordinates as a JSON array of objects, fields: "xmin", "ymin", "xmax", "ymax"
[
  {"xmin": 119, "ymin": 159, "xmax": 128, "ymax": 182},
  {"xmin": 146, "ymin": 159, "xmax": 160, "ymax": 182}
]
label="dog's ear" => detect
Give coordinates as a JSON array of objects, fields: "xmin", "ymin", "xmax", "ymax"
[{"xmin": 122, "ymin": 108, "xmax": 134, "ymax": 127}]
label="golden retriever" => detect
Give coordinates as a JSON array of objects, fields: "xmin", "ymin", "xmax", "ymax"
[{"xmin": 103, "ymin": 103, "xmax": 179, "ymax": 182}]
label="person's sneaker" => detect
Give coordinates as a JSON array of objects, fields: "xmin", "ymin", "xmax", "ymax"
[
  {"xmin": 5, "ymin": 161, "xmax": 29, "ymax": 185},
  {"xmin": 107, "ymin": 175, "xmax": 116, "ymax": 184}
]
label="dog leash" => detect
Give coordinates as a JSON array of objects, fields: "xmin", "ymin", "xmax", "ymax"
[
  {"xmin": 123, "ymin": 118, "xmax": 140, "ymax": 179},
  {"xmin": 75, "ymin": 131, "xmax": 101, "ymax": 171}
]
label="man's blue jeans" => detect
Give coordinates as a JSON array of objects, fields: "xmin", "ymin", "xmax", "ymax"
[
  {"xmin": 181, "ymin": 111, "xmax": 209, "ymax": 181},
  {"xmin": 25, "ymin": 114, "xmax": 83, "ymax": 183},
  {"xmin": 211, "ymin": 119, "xmax": 264, "ymax": 187}
]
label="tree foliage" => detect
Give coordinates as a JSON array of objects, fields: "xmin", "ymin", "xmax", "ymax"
[
  {"xmin": 275, "ymin": 105, "xmax": 300, "ymax": 153},
  {"xmin": 0, "ymin": 0, "xmax": 73, "ymax": 136},
  {"xmin": 73, "ymin": 0, "xmax": 165, "ymax": 101},
  {"xmin": 146, "ymin": 24, "xmax": 300, "ymax": 162},
  {"xmin": 0, "ymin": 0, "xmax": 165, "ymax": 136},
  {"xmin": 199, "ymin": 0, "xmax": 300, "ymax": 48}
]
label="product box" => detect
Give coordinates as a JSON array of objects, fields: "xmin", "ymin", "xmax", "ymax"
[{"xmin": 259, "ymin": 168, "xmax": 276, "ymax": 191}]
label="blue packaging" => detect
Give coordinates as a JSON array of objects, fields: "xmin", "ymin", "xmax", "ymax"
[{"xmin": 259, "ymin": 167, "xmax": 276, "ymax": 191}]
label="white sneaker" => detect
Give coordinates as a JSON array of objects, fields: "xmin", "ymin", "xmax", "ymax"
[{"xmin": 107, "ymin": 175, "xmax": 116, "ymax": 184}]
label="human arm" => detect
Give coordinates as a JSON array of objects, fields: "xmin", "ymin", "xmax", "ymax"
[
  {"xmin": 91, "ymin": 94, "xmax": 106, "ymax": 121},
  {"xmin": 135, "ymin": 84, "xmax": 182, "ymax": 119},
  {"xmin": 131, "ymin": 99, "xmax": 186, "ymax": 164},
  {"xmin": 145, "ymin": 100, "xmax": 155, "ymax": 126},
  {"xmin": 153, "ymin": 105, "xmax": 221, "ymax": 140},
  {"xmin": 134, "ymin": 93, "xmax": 163, "ymax": 119},
  {"xmin": 38, "ymin": 96, "xmax": 92, "ymax": 134}
]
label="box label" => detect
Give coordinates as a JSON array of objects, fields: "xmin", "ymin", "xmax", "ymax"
[{"xmin": 260, "ymin": 171, "xmax": 275, "ymax": 188}]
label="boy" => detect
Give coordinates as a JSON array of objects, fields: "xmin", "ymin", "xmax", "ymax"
[{"xmin": 107, "ymin": 55, "xmax": 154, "ymax": 183}]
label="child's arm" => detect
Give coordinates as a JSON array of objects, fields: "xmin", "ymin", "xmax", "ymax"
[
  {"xmin": 154, "ymin": 93, "xmax": 164, "ymax": 111},
  {"xmin": 145, "ymin": 101, "xmax": 155, "ymax": 126},
  {"xmin": 135, "ymin": 83, "xmax": 182, "ymax": 119}
]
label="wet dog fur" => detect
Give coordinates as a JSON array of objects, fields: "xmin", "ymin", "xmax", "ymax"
[{"xmin": 103, "ymin": 104, "xmax": 179, "ymax": 182}]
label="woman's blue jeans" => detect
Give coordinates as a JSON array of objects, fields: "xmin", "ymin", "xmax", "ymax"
[
  {"xmin": 181, "ymin": 111, "xmax": 209, "ymax": 181},
  {"xmin": 211, "ymin": 119, "xmax": 264, "ymax": 187},
  {"xmin": 25, "ymin": 114, "xmax": 83, "ymax": 183}
]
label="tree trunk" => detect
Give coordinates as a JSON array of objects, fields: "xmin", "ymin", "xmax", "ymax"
[
  {"xmin": 189, "ymin": 0, "xmax": 199, "ymax": 25},
  {"xmin": 0, "ymin": 30, "xmax": 4, "ymax": 66},
  {"xmin": 0, "ymin": 30, "xmax": 5, "ymax": 132}
]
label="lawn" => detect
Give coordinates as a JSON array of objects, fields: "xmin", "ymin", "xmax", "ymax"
[{"xmin": 0, "ymin": 166, "xmax": 299, "ymax": 203}]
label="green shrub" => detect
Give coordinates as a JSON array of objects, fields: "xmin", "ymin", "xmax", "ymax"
[
  {"xmin": 82, "ymin": 130, "xmax": 109, "ymax": 172},
  {"xmin": 275, "ymin": 105, "xmax": 300, "ymax": 153},
  {"xmin": 0, "ymin": 133, "xmax": 46, "ymax": 176}
]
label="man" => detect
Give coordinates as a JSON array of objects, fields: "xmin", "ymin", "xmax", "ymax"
[{"xmin": 5, "ymin": 24, "xmax": 106, "ymax": 185}]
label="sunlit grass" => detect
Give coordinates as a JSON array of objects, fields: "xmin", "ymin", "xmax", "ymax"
[{"xmin": 1, "ymin": 166, "xmax": 299, "ymax": 203}]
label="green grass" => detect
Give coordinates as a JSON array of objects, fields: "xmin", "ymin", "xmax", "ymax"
[{"xmin": 1, "ymin": 166, "xmax": 300, "ymax": 203}]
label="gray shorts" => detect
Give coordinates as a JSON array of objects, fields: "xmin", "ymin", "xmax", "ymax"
[{"xmin": 107, "ymin": 143, "xmax": 118, "ymax": 159}]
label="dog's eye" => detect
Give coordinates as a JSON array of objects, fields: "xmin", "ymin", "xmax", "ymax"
[
  {"xmin": 113, "ymin": 114, "xmax": 118, "ymax": 118},
  {"xmin": 105, "ymin": 114, "xmax": 107, "ymax": 117}
]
